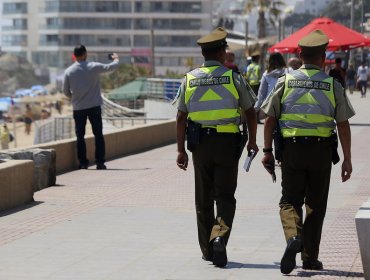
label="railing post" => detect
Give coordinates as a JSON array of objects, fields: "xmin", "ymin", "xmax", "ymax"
[{"xmin": 54, "ymin": 118, "xmax": 57, "ymax": 141}]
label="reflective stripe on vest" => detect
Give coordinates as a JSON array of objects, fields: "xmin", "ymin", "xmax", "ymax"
[
  {"xmin": 245, "ymin": 63, "xmax": 260, "ymax": 85},
  {"xmin": 279, "ymin": 68, "xmax": 336, "ymax": 137},
  {"xmin": 185, "ymin": 66, "xmax": 240, "ymax": 133}
]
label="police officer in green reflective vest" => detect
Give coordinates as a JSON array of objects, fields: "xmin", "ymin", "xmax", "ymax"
[
  {"xmin": 174, "ymin": 27, "xmax": 258, "ymax": 267},
  {"xmin": 244, "ymin": 50, "xmax": 262, "ymax": 96},
  {"xmin": 261, "ymin": 30, "xmax": 355, "ymax": 275}
]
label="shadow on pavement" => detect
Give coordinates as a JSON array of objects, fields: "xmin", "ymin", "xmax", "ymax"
[
  {"xmin": 84, "ymin": 168, "xmax": 152, "ymax": 171},
  {"xmin": 0, "ymin": 200, "xmax": 44, "ymax": 217},
  {"xmin": 226, "ymin": 261, "xmax": 280, "ymax": 270},
  {"xmin": 350, "ymin": 123, "xmax": 370, "ymax": 126},
  {"xmin": 297, "ymin": 269, "xmax": 364, "ymax": 278}
]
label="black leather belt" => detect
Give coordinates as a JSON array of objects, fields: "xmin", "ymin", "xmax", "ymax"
[{"xmin": 283, "ymin": 136, "xmax": 331, "ymax": 144}]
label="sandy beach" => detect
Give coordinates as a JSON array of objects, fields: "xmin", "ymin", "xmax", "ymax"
[{"xmin": 1, "ymin": 94, "xmax": 73, "ymax": 150}]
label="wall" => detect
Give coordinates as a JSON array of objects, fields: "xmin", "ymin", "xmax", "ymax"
[
  {"xmin": 30, "ymin": 119, "xmax": 176, "ymax": 174},
  {"xmin": 0, "ymin": 119, "xmax": 176, "ymax": 211},
  {"xmin": 0, "ymin": 160, "xmax": 34, "ymax": 211}
]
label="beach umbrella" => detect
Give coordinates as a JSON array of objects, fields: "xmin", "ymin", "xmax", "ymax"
[{"xmin": 269, "ymin": 17, "xmax": 370, "ymax": 53}]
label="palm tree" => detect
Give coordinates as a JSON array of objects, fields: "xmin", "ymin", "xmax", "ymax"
[{"xmin": 244, "ymin": 0, "xmax": 285, "ymax": 38}]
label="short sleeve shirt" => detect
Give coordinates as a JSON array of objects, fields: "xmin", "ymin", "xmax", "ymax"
[
  {"xmin": 261, "ymin": 64, "xmax": 355, "ymax": 123},
  {"xmin": 173, "ymin": 60, "xmax": 256, "ymax": 112}
]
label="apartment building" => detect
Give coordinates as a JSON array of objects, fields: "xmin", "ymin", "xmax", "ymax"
[
  {"xmin": 293, "ymin": 0, "xmax": 332, "ymax": 15},
  {"xmin": 0, "ymin": 0, "xmax": 213, "ymax": 75}
]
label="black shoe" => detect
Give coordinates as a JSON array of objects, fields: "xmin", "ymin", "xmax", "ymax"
[
  {"xmin": 302, "ymin": 260, "xmax": 323, "ymax": 270},
  {"xmin": 78, "ymin": 162, "xmax": 89, "ymax": 169},
  {"xmin": 280, "ymin": 236, "xmax": 302, "ymax": 274},
  {"xmin": 212, "ymin": 237, "xmax": 227, "ymax": 267},
  {"xmin": 202, "ymin": 255, "xmax": 212, "ymax": 262},
  {"xmin": 96, "ymin": 163, "xmax": 107, "ymax": 170}
]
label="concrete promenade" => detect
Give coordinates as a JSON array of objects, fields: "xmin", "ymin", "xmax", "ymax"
[{"xmin": 0, "ymin": 91, "xmax": 369, "ymax": 279}]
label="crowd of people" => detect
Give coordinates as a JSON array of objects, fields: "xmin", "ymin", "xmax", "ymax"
[
  {"xmin": 0, "ymin": 99, "xmax": 65, "ymax": 150},
  {"xmin": 222, "ymin": 46, "xmax": 369, "ymax": 118}
]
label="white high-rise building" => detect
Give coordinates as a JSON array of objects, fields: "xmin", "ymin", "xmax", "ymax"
[
  {"xmin": 293, "ymin": 0, "xmax": 332, "ymax": 15},
  {"xmin": 0, "ymin": 0, "xmax": 213, "ymax": 75}
]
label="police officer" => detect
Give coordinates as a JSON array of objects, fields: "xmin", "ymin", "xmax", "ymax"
[
  {"xmin": 244, "ymin": 50, "xmax": 262, "ymax": 96},
  {"xmin": 261, "ymin": 30, "xmax": 355, "ymax": 275},
  {"xmin": 174, "ymin": 27, "xmax": 258, "ymax": 267}
]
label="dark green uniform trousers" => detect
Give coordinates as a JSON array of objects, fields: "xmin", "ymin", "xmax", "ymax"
[
  {"xmin": 192, "ymin": 132, "xmax": 239, "ymax": 260},
  {"xmin": 280, "ymin": 139, "xmax": 332, "ymax": 261}
]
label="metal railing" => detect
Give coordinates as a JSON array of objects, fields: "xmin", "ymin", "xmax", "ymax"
[
  {"xmin": 101, "ymin": 95, "xmax": 145, "ymax": 117},
  {"xmin": 34, "ymin": 116, "xmax": 170, "ymax": 145},
  {"xmin": 33, "ymin": 92, "xmax": 174, "ymax": 145}
]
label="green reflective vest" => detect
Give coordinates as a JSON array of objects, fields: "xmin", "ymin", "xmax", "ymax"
[
  {"xmin": 244, "ymin": 62, "xmax": 261, "ymax": 85},
  {"xmin": 185, "ymin": 66, "xmax": 240, "ymax": 133},
  {"xmin": 279, "ymin": 68, "xmax": 336, "ymax": 137}
]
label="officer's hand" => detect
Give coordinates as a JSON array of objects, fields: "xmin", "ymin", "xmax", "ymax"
[
  {"xmin": 341, "ymin": 159, "xmax": 352, "ymax": 182},
  {"xmin": 247, "ymin": 141, "xmax": 259, "ymax": 154},
  {"xmin": 177, "ymin": 151, "xmax": 188, "ymax": 171},
  {"xmin": 261, "ymin": 152, "xmax": 275, "ymax": 174}
]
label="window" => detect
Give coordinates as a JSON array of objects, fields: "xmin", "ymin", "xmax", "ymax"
[
  {"xmin": 134, "ymin": 19, "xmax": 150, "ymax": 29},
  {"xmin": 2, "ymin": 35, "xmax": 27, "ymax": 46},
  {"xmin": 46, "ymin": 18, "xmax": 59, "ymax": 29},
  {"xmin": 170, "ymin": 2, "xmax": 202, "ymax": 13},
  {"xmin": 134, "ymin": 35, "xmax": 150, "ymax": 47},
  {"xmin": 3, "ymin": 2, "xmax": 27, "ymax": 14},
  {"xmin": 13, "ymin": 19, "xmax": 27, "ymax": 29}
]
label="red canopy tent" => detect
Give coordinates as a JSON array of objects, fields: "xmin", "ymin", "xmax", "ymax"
[{"xmin": 269, "ymin": 17, "xmax": 370, "ymax": 53}]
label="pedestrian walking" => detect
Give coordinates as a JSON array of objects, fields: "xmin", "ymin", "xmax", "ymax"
[
  {"xmin": 244, "ymin": 50, "xmax": 262, "ymax": 96},
  {"xmin": 260, "ymin": 30, "xmax": 355, "ymax": 275},
  {"xmin": 63, "ymin": 45, "xmax": 119, "ymax": 170},
  {"xmin": 24, "ymin": 104, "xmax": 33, "ymax": 135},
  {"xmin": 174, "ymin": 27, "xmax": 258, "ymax": 268},
  {"xmin": 223, "ymin": 49, "xmax": 239, "ymax": 72},
  {"xmin": 357, "ymin": 62, "xmax": 369, "ymax": 97},
  {"xmin": 346, "ymin": 64, "xmax": 357, "ymax": 94},
  {"xmin": 0, "ymin": 123, "xmax": 11, "ymax": 149},
  {"xmin": 328, "ymin": 58, "xmax": 346, "ymax": 89},
  {"xmin": 287, "ymin": 57, "xmax": 302, "ymax": 72},
  {"xmin": 254, "ymin": 52, "xmax": 287, "ymax": 112}
]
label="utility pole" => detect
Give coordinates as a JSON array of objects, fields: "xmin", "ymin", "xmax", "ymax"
[
  {"xmin": 245, "ymin": 20, "xmax": 249, "ymax": 56},
  {"xmin": 150, "ymin": 19, "xmax": 155, "ymax": 77},
  {"xmin": 349, "ymin": 0, "xmax": 355, "ymax": 63},
  {"xmin": 361, "ymin": 0, "xmax": 364, "ymax": 34}
]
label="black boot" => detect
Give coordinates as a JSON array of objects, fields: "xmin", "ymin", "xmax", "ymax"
[
  {"xmin": 302, "ymin": 260, "xmax": 323, "ymax": 270},
  {"xmin": 280, "ymin": 236, "xmax": 302, "ymax": 274},
  {"xmin": 212, "ymin": 237, "xmax": 227, "ymax": 267}
]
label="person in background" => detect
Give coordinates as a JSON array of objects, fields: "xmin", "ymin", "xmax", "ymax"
[
  {"xmin": 346, "ymin": 64, "xmax": 357, "ymax": 94},
  {"xmin": 174, "ymin": 27, "xmax": 258, "ymax": 268},
  {"xmin": 254, "ymin": 52, "xmax": 287, "ymax": 113},
  {"xmin": 241, "ymin": 56, "xmax": 252, "ymax": 77},
  {"xmin": 55, "ymin": 100, "xmax": 63, "ymax": 114},
  {"xmin": 261, "ymin": 30, "xmax": 354, "ymax": 275},
  {"xmin": 244, "ymin": 51, "xmax": 262, "ymax": 96},
  {"xmin": 357, "ymin": 61, "xmax": 369, "ymax": 98},
  {"xmin": 63, "ymin": 44, "xmax": 119, "ymax": 170},
  {"xmin": 0, "ymin": 123, "xmax": 10, "ymax": 149},
  {"xmin": 223, "ymin": 49, "xmax": 239, "ymax": 72},
  {"xmin": 328, "ymin": 58, "xmax": 346, "ymax": 89},
  {"xmin": 287, "ymin": 57, "xmax": 302, "ymax": 72},
  {"xmin": 24, "ymin": 104, "xmax": 33, "ymax": 135}
]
